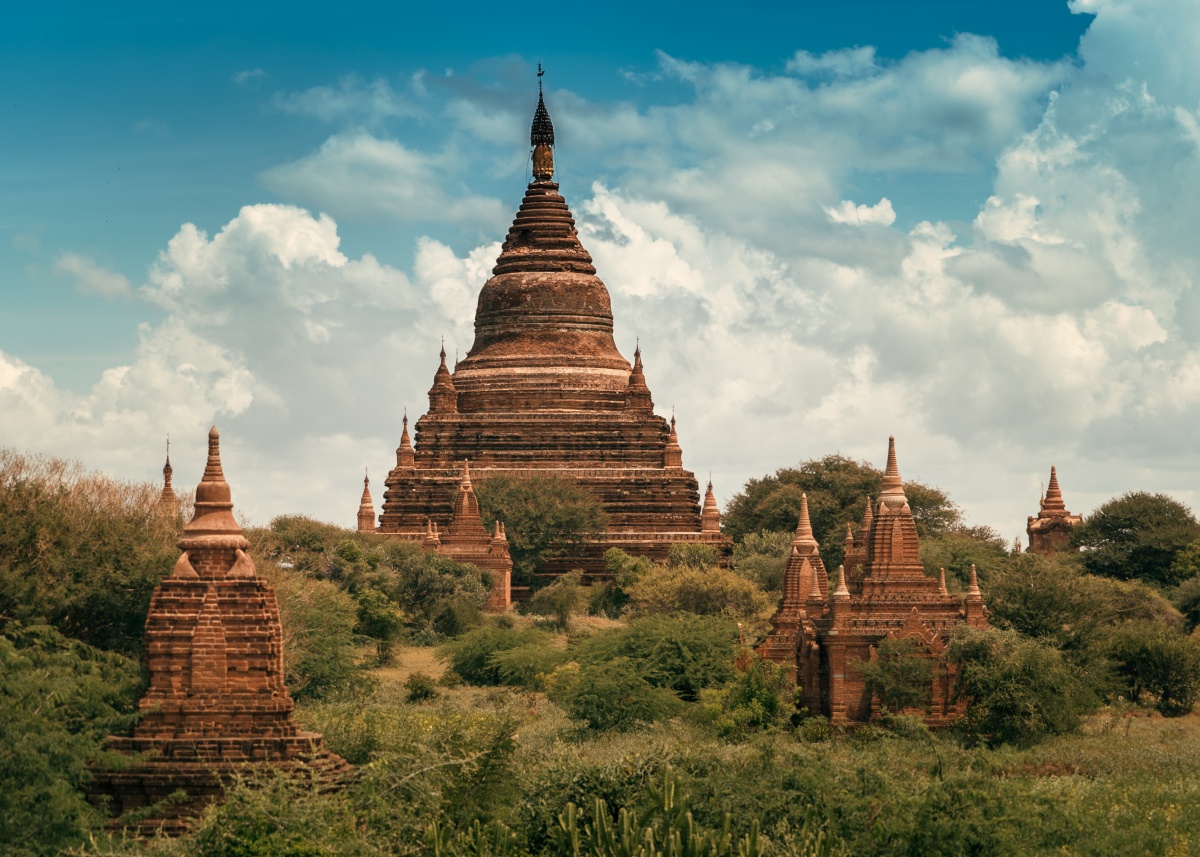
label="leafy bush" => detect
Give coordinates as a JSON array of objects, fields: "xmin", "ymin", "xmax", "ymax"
[
  {"xmin": 405, "ymin": 672, "xmax": 439, "ymax": 703},
  {"xmin": 438, "ymin": 626, "xmax": 554, "ymax": 686},
  {"xmin": 261, "ymin": 562, "xmax": 371, "ymax": 701},
  {"xmin": 856, "ymin": 637, "xmax": 935, "ymax": 712},
  {"xmin": 1109, "ymin": 622, "xmax": 1200, "ymax": 716},
  {"xmin": 0, "ymin": 449, "xmax": 182, "ymax": 656},
  {"xmin": 732, "ymin": 530, "xmax": 792, "ymax": 595},
  {"xmin": 626, "ymin": 564, "xmax": 771, "ymax": 621},
  {"xmin": 557, "ymin": 657, "xmax": 682, "ymax": 731},
  {"xmin": 666, "ymin": 542, "xmax": 721, "ymax": 569},
  {"xmin": 946, "ymin": 626, "xmax": 1100, "ymax": 746},
  {"xmin": 0, "ymin": 623, "xmax": 143, "ymax": 857},
  {"xmin": 573, "ymin": 615, "xmax": 737, "ymax": 701},
  {"xmin": 714, "ymin": 655, "xmax": 793, "ymax": 736},
  {"xmin": 527, "ymin": 570, "xmax": 587, "ymax": 630},
  {"xmin": 490, "ymin": 644, "xmax": 569, "ymax": 691},
  {"xmin": 1072, "ymin": 491, "xmax": 1200, "ymax": 586},
  {"xmin": 589, "ymin": 548, "xmax": 654, "ymax": 618}
]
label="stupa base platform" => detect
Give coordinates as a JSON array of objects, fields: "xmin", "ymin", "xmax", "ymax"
[{"xmin": 88, "ymin": 734, "xmax": 351, "ymax": 836}]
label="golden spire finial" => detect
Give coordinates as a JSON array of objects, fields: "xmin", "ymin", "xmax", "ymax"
[{"xmin": 531, "ymin": 68, "xmax": 555, "ymax": 180}]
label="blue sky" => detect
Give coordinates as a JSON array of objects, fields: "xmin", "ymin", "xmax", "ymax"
[{"xmin": 4, "ymin": 0, "xmax": 1198, "ymax": 540}]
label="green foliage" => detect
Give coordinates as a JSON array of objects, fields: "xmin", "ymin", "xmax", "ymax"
[
  {"xmin": 626, "ymin": 563, "xmax": 771, "ymax": 621},
  {"xmin": 474, "ymin": 474, "xmax": 608, "ymax": 582},
  {"xmin": 589, "ymin": 549, "xmax": 655, "ymax": 618},
  {"xmin": 557, "ymin": 657, "xmax": 683, "ymax": 731},
  {"xmin": 1072, "ymin": 491, "xmax": 1200, "ymax": 586},
  {"xmin": 713, "ymin": 655, "xmax": 793, "ymax": 736},
  {"xmin": 0, "ymin": 623, "xmax": 143, "ymax": 857},
  {"xmin": 1109, "ymin": 622, "xmax": 1200, "ymax": 716},
  {"xmin": 0, "ymin": 449, "xmax": 181, "ymax": 656},
  {"xmin": 404, "ymin": 672, "xmax": 439, "ymax": 703},
  {"xmin": 573, "ymin": 615, "xmax": 737, "ymax": 701},
  {"xmin": 527, "ymin": 570, "xmax": 588, "ymax": 630},
  {"xmin": 257, "ymin": 519, "xmax": 491, "ymax": 639},
  {"xmin": 722, "ymin": 454, "xmax": 963, "ymax": 568},
  {"xmin": 490, "ymin": 644, "xmax": 569, "ymax": 691},
  {"xmin": 918, "ymin": 530, "xmax": 1008, "ymax": 589},
  {"xmin": 1172, "ymin": 573, "xmax": 1200, "ymax": 630},
  {"xmin": 665, "ymin": 542, "xmax": 721, "ymax": 569},
  {"xmin": 946, "ymin": 626, "xmax": 1100, "ymax": 746},
  {"xmin": 1170, "ymin": 539, "xmax": 1200, "ymax": 587},
  {"xmin": 856, "ymin": 637, "xmax": 935, "ymax": 712},
  {"xmin": 261, "ymin": 563, "xmax": 371, "ymax": 702},
  {"xmin": 438, "ymin": 625, "xmax": 554, "ymax": 686},
  {"xmin": 353, "ymin": 588, "xmax": 406, "ymax": 663},
  {"xmin": 731, "ymin": 530, "xmax": 792, "ymax": 595}
]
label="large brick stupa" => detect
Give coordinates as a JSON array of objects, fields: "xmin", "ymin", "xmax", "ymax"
[
  {"xmin": 90, "ymin": 428, "xmax": 348, "ymax": 833},
  {"xmin": 371, "ymin": 83, "xmax": 729, "ymax": 573}
]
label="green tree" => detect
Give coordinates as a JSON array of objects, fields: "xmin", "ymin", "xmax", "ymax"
[
  {"xmin": 722, "ymin": 454, "xmax": 964, "ymax": 568},
  {"xmin": 856, "ymin": 637, "xmax": 935, "ymax": 712},
  {"xmin": 732, "ymin": 530, "xmax": 792, "ymax": 596},
  {"xmin": 715, "ymin": 655, "xmax": 793, "ymax": 735},
  {"xmin": 946, "ymin": 626, "xmax": 1100, "ymax": 746},
  {"xmin": 919, "ymin": 530, "xmax": 1009, "ymax": 590},
  {"xmin": 1072, "ymin": 491, "xmax": 1200, "ymax": 586},
  {"xmin": 475, "ymin": 475, "xmax": 608, "ymax": 583},
  {"xmin": 1109, "ymin": 622, "xmax": 1200, "ymax": 716},
  {"xmin": 355, "ymin": 588, "xmax": 406, "ymax": 663},
  {"xmin": 528, "ymin": 570, "xmax": 588, "ymax": 630},
  {"xmin": 439, "ymin": 625, "xmax": 554, "ymax": 686},
  {"xmin": 0, "ymin": 623, "xmax": 143, "ymax": 857},
  {"xmin": 589, "ymin": 548, "xmax": 655, "ymax": 617}
]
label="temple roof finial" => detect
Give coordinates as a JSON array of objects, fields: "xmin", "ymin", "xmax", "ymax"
[
  {"xmin": 793, "ymin": 492, "xmax": 817, "ymax": 548},
  {"xmin": 531, "ymin": 70, "xmax": 555, "ymax": 179}
]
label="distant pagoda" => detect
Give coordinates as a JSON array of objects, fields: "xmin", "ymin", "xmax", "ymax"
[
  {"xmin": 369, "ymin": 78, "xmax": 730, "ymax": 573},
  {"xmin": 1026, "ymin": 466, "xmax": 1082, "ymax": 555}
]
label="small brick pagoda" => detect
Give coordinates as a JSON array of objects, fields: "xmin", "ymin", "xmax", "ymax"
[
  {"xmin": 760, "ymin": 437, "xmax": 989, "ymax": 726},
  {"xmin": 90, "ymin": 427, "xmax": 348, "ymax": 833},
  {"xmin": 1026, "ymin": 465, "xmax": 1082, "ymax": 555},
  {"xmin": 157, "ymin": 440, "xmax": 179, "ymax": 517},
  {"xmin": 368, "ymin": 81, "xmax": 730, "ymax": 574}
]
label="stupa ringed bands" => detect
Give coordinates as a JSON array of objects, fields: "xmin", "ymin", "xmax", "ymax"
[{"xmin": 369, "ymin": 79, "xmax": 730, "ymax": 579}]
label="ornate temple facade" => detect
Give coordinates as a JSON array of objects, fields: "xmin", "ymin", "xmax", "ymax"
[
  {"xmin": 365, "ymin": 85, "xmax": 730, "ymax": 576},
  {"xmin": 759, "ymin": 438, "xmax": 989, "ymax": 727},
  {"xmin": 1026, "ymin": 466, "xmax": 1082, "ymax": 555},
  {"xmin": 91, "ymin": 428, "xmax": 348, "ymax": 832}
]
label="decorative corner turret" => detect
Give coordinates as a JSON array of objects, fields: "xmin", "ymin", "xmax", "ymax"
[
  {"xmin": 357, "ymin": 470, "xmax": 376, "ymax": 533},
  {"xmin": 428, "ymin": 344, "xmax": 458, "ymax": 414},
  {"xmin": 701, "ymin": 477, "xmax": 721, "ymax": 533},
  {"xmin": 624, "ymin": 343, "xmax": 655, "ymax": 412},
  {"xmin": 396, "ymin": 410, "xmax": 415, "ymax": 469},
  {"xmin": 664, "ymin": 413, "xmax": 683, "ymax": 469},
  {"xmin": 158, "ymin": 437, "xmax": 179, "ymax": 517}
]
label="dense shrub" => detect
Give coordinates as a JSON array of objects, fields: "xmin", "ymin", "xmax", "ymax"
[
  {"xmin": 354, "ymin": 588, "xmax": 406, "ymax": 663},
  {"xmin": 856, "ymin": 637, "xmax": 935, "ymax": 712},
  {"xmin": 626, "ymin": 564, "xmax": 771, "ymax": 621},
  {"xmin": 261, "ymin": 562, "xmax": 371, "ymax": 701},
  {"xmin": 526, "ymin": 570, "xmax": 587, "ymax": 630},
  {"xmin": 946, "ymin": 626, "xmax": 1100, "ymax": 746},
  {"xmin": 665, "ymin": 542, "xmax": 722, "ymax": 569},
  {"xmin": 404, "ymin": 672, "xmax": 439, "ymax": 703},
  {"xmin": 589, "ymin": 548, "xmax": 654, "ymax": 618},
  {"xmin": 713, "ymin": 655, "xmax": 793, "ymax": 736},
  {"xmin": 732, "ymin": 530, "xmax": 792, "ymax": 595},
  {"xmin": 0, "ymin": 623, "xmax": 143, "ymax": 857},
  {"xmin": 573, "ymin": 615, "xmax": 738, "ymax": 700},
  {"xmin": 1109, "ymin": 621, "xmax": 1200, "ymax": 716},
  {"xmin": 557, "ymin": 657, "xmax": 682, "ymax": 731},
  {"xmin": 0, "ymin": 450, "xmax": 182, "ymax": 656},
  {"xmin": 438, "ymin": 626, "xmax": 554, "ymax": 686}
]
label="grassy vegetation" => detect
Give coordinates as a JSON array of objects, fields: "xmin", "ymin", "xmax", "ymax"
[{"xmin": 7, "ymin": 447, "xmax": 1200, "ymax": 855}]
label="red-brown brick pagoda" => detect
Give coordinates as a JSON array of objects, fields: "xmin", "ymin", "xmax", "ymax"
[
  {"xmin": 1026, "ymin": 465, "xmax": 1082, "ymax": 555},
  {"xmin": 760, "ymin": 437, "xmax": 988, "ymax": 726},
  {"xmin": 90, "ymin": 427, "xmax": 348, "ymax": 833},
  {"xmin": 369, "ymin": 83, "xmax": 729, "ymax": 573}
]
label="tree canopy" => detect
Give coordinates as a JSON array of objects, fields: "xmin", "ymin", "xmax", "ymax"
[
  {"xmin": 475, "ymin": 474, "xmax": 608, "ymax": 582},
  {"xmin": 722, "ymin": 454, "xmax": 966, "ymax": 568},
  {"xmin": 1072, "ymin": 491, "xmax": 1200, "ymax": 586}
]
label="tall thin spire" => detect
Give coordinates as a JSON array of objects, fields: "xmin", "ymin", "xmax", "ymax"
[
  {"xmin": 357, "ymin": 469, "xmax": 376, "ymax": 533},
  {"xmin": 185, "ymin": 427, "xmax": 242, "ymax": 538},
  {"xmin": 531, "ymin": 67, "xmax": 555, "ymax": 180},
  {"xmin": 792, "ymin": 492, "xmax": 818, "ymax": 549},
  {"xmin": 664, "ymin": 412, "xmax": 683, "ymax": 469},
  {"xmin": 879, "ymin": 435, "xmax": 904, "ymax": 502},
  {"xmin": 1042, "ymin": 465, "xmax": 1066, "ymax": 511},
  {"xmin": 158, "ymin": 436, "xmax": 179, "ymax": 515},
  {"xmin": 701, "ymin": 477, "xmax": 721, "ymax": 533}
]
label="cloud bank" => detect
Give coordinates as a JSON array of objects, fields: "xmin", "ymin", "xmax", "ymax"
[{"xmin": 8, "ymin": 0, "xmax": 1200, "ymax": 542}]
